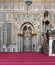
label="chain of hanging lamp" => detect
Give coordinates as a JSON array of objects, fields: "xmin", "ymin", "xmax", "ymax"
[{"xmin": 25, "ymin": 0, "xmax": 32, "ymax": 15}]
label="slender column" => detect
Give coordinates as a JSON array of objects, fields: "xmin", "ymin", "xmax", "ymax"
[
  {"xmin": 0, "ymin": 29, "xmax": 1, "ymax": 51},
  {"xmin": 1, "ymin": 25, "xmax": 3, "ymax": 52},
  {"xmin": 18, "ymin": 35, "xmax": 21, "ymax": 52},
  {"xmin": 1, "ymin": 26, "xmax": 3, "ymax": 45},
  {"xmin": 20, "ymin": 35, "xmax": 23, "ymax": 52}
]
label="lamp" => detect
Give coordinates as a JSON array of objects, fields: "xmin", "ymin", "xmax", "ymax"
[{"xmin": 25, "ymin": 0, "xmax": 32, "ymax": 6}]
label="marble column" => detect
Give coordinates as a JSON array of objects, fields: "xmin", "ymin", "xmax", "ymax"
[
  {"xmin": 0, "ymin": 29, "xmax": 1, "ymax": 51},
  {"xmin": 17, "ymin": 35, "xmax": 20, "ymax": 52},
  {"xmin": 20, "ymin": 36, "xmax": 23, "ymax": 52},
  {"xmin": 1, "ymin": 25, "xmax": 3, "ymax": 52}
]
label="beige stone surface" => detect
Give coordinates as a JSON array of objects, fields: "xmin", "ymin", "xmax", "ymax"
[{"xmin": 0, "ymin": 0, "xmax": 55, "ymax": 3}]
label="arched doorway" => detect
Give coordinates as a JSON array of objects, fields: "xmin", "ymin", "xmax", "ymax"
[{"xmin": 23, "ymin": 26, "xmax": 32, "ymax": 52}]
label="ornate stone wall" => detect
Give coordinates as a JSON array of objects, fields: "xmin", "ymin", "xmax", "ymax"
[{"xmin": 0, "ymin": 2, "xmax": 55, "ymax": 52}]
